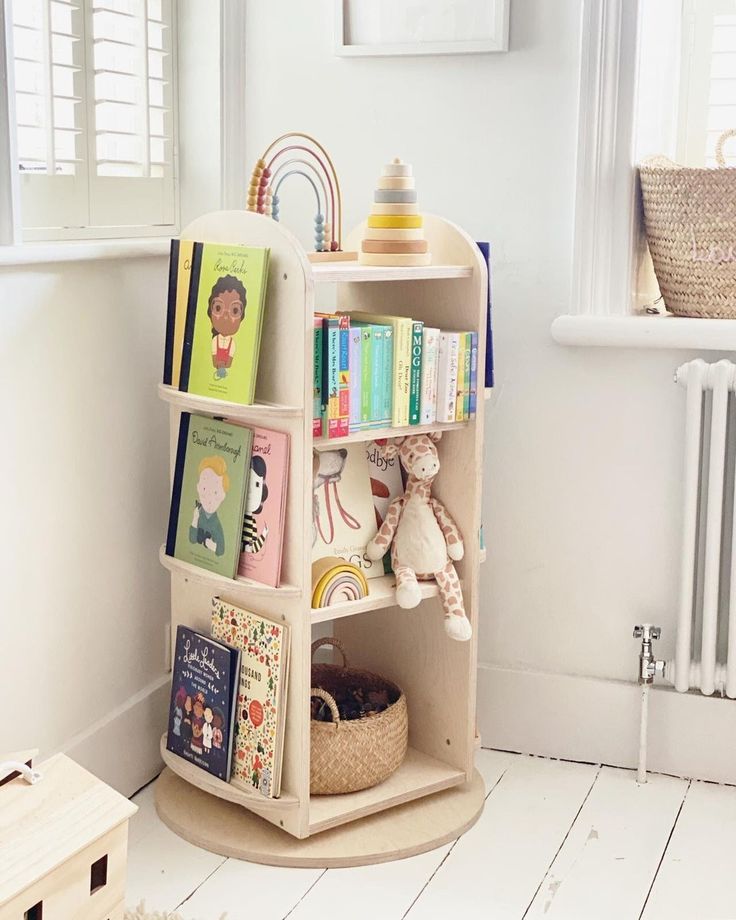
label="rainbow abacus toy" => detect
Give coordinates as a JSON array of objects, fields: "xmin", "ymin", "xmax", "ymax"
[
  {"xmin": 359, "ymin": 158, "xmax": 431, "ymax": 267},
  {"xmin": 246, "ymin": 132, "xmax": 357, "ymax": 263}
]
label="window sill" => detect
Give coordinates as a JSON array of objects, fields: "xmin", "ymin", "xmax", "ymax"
[
  {"xmin": 0, "ymin": 237, "xmax": 170, "ymax": 267},
  {"xmin": 552, "ymin": 314, "xmax": 736, "ymax": 351}
]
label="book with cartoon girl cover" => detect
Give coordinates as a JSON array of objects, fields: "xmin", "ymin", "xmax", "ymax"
[
  {"xmin": 237, "ymin": 427, "xmax": 290, "ymax": 588},
  {"xmin": 211, "ymin": 597, "xmax": 290, "ymax": 798},
  {"xmin": 166, "ymin": 413, "xmax": 253, "ymax": 578},
  {"xmin": 166, "ymin": 625, "xmax": 241, "ymax": 782},
  {"xmin": 312, "ymin": 443, "xmax": 383, "ymax": 580},
  {"xmin": 179, "ymin": 242, "xmax": 270, "ymax": 406}
]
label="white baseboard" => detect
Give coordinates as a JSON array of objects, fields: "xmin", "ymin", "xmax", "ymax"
[
  {"xmin": 477, "ymin": 663, "xmax": 736, "ymax": 785},
  {"xmin": 59, "ymin": 674, "xmax": 169, "ymax": 797}
]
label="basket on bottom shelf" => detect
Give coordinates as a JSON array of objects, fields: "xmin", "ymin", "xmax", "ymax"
[{"xmin": 310, "ymin": 637, "xmax": 408, "ymax": 795}]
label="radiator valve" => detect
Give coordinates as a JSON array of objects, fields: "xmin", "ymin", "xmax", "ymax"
[{"xmin": 633, "ymin": 624, "xmax": 665, "ymax": 684}]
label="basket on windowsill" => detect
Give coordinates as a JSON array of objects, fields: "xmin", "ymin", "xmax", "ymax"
[
  {"xmin": 310, "ymin": 637, "xmax": 408, "ymax": 795},
  {"xmin": 639, "ymin": 129, "xmax": 736, "ymax": 318}
]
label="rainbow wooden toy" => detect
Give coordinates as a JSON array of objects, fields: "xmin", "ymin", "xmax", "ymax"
[
  {"xmin": 359, "ymin": 159, "xmax": 431, "ymax": 267},
  {"xmin": 311, "ymin": 556, "xmax": 369, "ymax": 607},
  {"xmin": 246, "ymin": 132, "xmax": 357, "ymax": 263}
]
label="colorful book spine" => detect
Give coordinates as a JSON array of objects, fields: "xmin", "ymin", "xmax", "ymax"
[
  {"xmin": 349, "ymin": 325, "xmax": 362, "ymax": 431},
  {"xmin": 337, "ymin": 315, "xmax": 350, "ymax": 438},
  {"xmin": 321, "ymin": 316, "xmax": 339, "ymax": 438},
  {"xmin": 409, "ymin": 321, "xmax": 423, "ymax": 425},
  {"xmin": 370, "ymin": 326, "xmax": 386, "ymax": 426},
  {"xmin": 468, "ymin": 331, "xmax": 479, "ymax": 418},
  {"xmin": 359, "ymin": 325, "xmax": 373, "ymax": 428},
  {"xmin": 163, "ymin": 238, "xmax": 180, "ymax": 386},
  {"xmin": 420, "ymin": 327, "xmax": 440, "ymax": 424},
  {"xmin": 313, "ymin": 317, "xmax": 323, "ymax": 438},
  {"xmin": 380, "ymin": 326, "xmax": 394, "ymax": 425},
  {"xmin": 462, "ymin": 332, "xmax": 472, "ymax": 420},
  {"xmin": 437, "ymin": 332, "xmax": 460, "ymax": 423},
  {"xmin": 455, "ymin": 333, "xmax": 467, "ymax": 422}
]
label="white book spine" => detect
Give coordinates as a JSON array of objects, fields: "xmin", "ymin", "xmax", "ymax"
[
  {"xmin": 420, "ymin": 327, "xmax": 440, "ymax": 424},
  {"xmin": 436, "ymin": 332, "xmax": 460, "ymax": 423}
]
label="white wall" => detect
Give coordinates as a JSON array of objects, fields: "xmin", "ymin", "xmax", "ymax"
[
  {"xmin": 244, "ymin": 0, "xmax": 732, "ymax": 777},
  {"xmin": 2, "ymin": 254, "xmax": 171, "ymax": 793}
]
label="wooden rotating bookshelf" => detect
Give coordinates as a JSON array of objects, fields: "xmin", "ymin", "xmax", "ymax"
[{"xmin": 154, "ymin": 209, "xmax": 488, "ymax": 866}]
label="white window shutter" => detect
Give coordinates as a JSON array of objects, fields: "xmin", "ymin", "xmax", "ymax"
[{"xmin": 10, "ymin": 0, "xmax": 177, "ymax": 239}]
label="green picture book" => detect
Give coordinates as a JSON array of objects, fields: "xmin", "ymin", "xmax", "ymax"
[
  {"xmin": 179, "ymin": 242, "xmax": 270, "ymax": 406},
  {"xmin": 166, "ymin": 413, "xmax": 253, "ymax": 578}
]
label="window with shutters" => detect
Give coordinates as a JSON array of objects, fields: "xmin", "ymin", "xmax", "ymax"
[{"xmin": 9, "ymin": 0, "xmax": 177, "ymax": 241}]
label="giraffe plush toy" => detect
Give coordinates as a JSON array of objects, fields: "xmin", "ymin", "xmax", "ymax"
[{"xmin": 365, "ymin": 432, "xmax": 471, "ymax": 641}]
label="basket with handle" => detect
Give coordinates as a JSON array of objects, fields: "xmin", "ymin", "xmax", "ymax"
[
  {"xmin": 310, "ymin": 637, "xmax": 408, "ymax": 795},
  {"xmin": 639, "ymin": 129, "xmax": 736, "ymax": 318}
]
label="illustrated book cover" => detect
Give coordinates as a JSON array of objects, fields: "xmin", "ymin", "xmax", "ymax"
[
  {"xmin": 179, "ymin": 242, "xmax": 270, "ymax": 406},
  {"xmin": 166, "ymin": 413, "xmax": 253, "ymax": 578},
  {"xmin": 166, "ymin": 625, "xmax": 241, "ymax": 782},
  {"xmin": 238, "ymin": 426, "xmax": 290, "ymax": 588},
  {"xmin": 312, "ymin": 443, "xmax": 383, "ymax": 579},
  {"xmin": 211, "ymin": 597, "xmax": 290, "ymax": 798},
  {"xmin": 365, "ymin": 440, "xmax": 404, "ymax": 575}
]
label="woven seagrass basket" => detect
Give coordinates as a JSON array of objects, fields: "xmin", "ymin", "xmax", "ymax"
[
  {"xmin": 639, "ymin": 129, "xmax": 736, "ymax": 318},
  {"xmin": 310, "ymin": 637, "xmax": 408, "ymax": 795}
]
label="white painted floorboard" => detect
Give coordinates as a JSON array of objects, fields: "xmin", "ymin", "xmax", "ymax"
[
  {"xmin": 524, "ymin": 767, "xmax": 688, "ymax": 920},
  {"xmin": 126, "ymin": 750, "xmax": 736, "ymax": 920},
  {"xmin": 642, "ymin": 779, "xmax": 736, "ymax": 920},
  {"xmin": 286, "ymin": 750, "xmax": 518, "ymax": 920},
  {"xmin": 405, "ymin": 755, "xmax": 599, "ymax": 919}
]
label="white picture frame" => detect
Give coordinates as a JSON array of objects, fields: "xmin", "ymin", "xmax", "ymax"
[{"xmin": 334, "ymin": 0, "xmax": 510, "ymax": 57}]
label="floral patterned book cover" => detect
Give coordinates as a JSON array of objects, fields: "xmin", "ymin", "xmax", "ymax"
[
  {"xmin": 166, "ymin": 625, "xmax": 241, "ymax": 782},
  {"xmin": 211, "ymin": 597, "xmax": 290, "ymax": 798}
]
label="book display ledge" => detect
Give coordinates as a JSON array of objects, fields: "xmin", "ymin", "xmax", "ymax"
[{"xmin": 154, "ymin": 210, "xmax": 488, "ymax": 866}]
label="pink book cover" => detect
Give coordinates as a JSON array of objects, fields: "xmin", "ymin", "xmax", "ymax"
[{"xmin": 238, "ymin": 427, "xmax": 290, "ymax": 587}]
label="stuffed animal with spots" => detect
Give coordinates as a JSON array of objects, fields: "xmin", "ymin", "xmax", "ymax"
[{"xmin": 365, "ymin": 432, "xmax": 471, "ymax": 641}]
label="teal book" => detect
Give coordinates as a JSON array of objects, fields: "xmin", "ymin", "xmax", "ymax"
[
  {"xmin": 370, "ymin": 325, "xmax": 386, "ymax": 426},
  {"xmin": 380, "ymin": 325, "xmax": 394, "ymax": 425},
  {"xmin": 166, "ymin": 413, "xmax": 253, "ymax": 578},
  {"xmin": 409, "ymin": 321, "xmax": 424, "ymax": 425},
  {"xmin": 463, "ymin": 332, "xmax": 472, "ymax": 419},
  {"xmin": 353, "ymin": 323, "xmax": 374, "ymax": 428}
]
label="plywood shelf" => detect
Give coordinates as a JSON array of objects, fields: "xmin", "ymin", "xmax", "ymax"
[
  {"xmin": 313, "ymin": 418, "xmax": 471, "ymax": 448},
  {"xmin": 158, "ymin": 383, "xmax": 302, "ymax": 421},
  {"xmin": 159, "ymin": 545, "xmax": 301, "ymax": 599},
  {"xmin": 310, "ymin": 261, "xmax": 472, "ymax": 284},
  {"xmin": 308, "ymin": 747, "xmax": 465, "ymax": 835},
  {"xmin": 160, "ymin": 735, "xmax": 299, "ymax": 816},
  {"xmin": 311, "ymin": 573, "xmax": 440, "ymax": 624},
  {"xmin": 156, "ymin": 209, "xmax": 487, "ymax": 849}
]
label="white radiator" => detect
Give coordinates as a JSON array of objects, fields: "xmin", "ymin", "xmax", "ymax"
[{"xmin": 668, "ymin": 358, "xmax": 736, "ymax": 696}]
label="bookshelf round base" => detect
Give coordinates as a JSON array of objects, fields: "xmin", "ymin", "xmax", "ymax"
[{"xmin": 153, "ymin": 766, "xmax": 485, "ymax": 868}]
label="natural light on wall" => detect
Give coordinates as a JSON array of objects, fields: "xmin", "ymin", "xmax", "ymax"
[{"xmin": 10, "ymin": 0, "xmax": 177, "ymax": 240}]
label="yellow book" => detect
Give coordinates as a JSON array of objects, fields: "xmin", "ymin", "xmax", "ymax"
[
  {"xmin": 455, "ymin": 333, "xmax": 467, "ymax": 421},
  {"xmin": 344, "ymin": 311, "xmax": 412, "ymax": 427}
]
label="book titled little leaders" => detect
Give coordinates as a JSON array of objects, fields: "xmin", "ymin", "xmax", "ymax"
[
  {"xmin": 179, "ymin": 242, "xmax": 270, "ymax": 406},
  {"xmin": 166, "ymin": 625, "xmax": 241, "ymax": 782},
  {"xmin": 166, "ymin": 413, "xmax": 253, "ymax": 578},
  {"xmin": 211, "ymin": 597, "xmax": 290, "ymax": 798}
]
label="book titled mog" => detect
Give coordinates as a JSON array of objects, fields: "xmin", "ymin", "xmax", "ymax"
[{"xmin": 166, "ymin": 412, "xmax": 253, "ymax": 579}]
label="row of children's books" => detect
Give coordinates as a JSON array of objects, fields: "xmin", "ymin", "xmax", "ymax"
[
  {"xmin": 166, "ymin": 413, "xmax": 289, "ymax": 588},
  {"xmin": 166, "ymin": 599, "xmax": 289, "ymax": 798},
  {"xmin": 163, "ymin": 240, "xmax": 270, "ymax": 407},
  {"xmin": 313, "ymin": 311, "xmax": 479, "ymax": 438}
]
